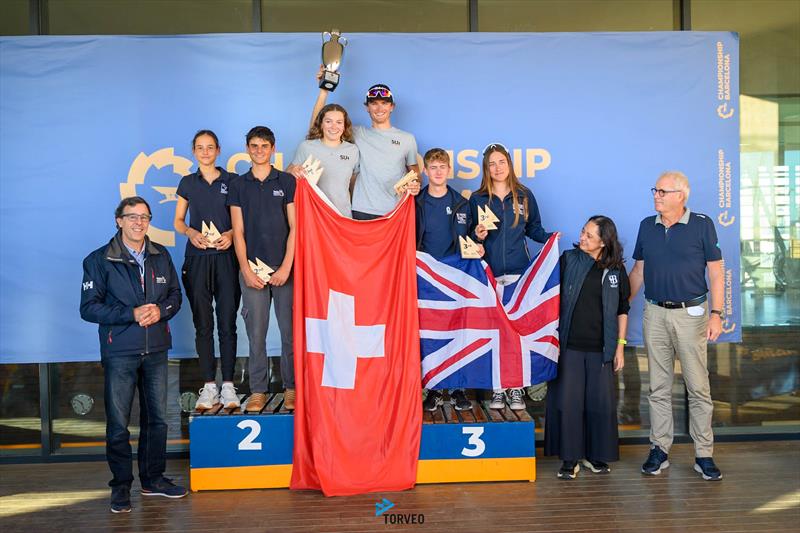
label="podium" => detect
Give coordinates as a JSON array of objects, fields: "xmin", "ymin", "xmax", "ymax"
[{"xmin": 190, "ymin": 393, "xmax": 536, "ymax": 491}]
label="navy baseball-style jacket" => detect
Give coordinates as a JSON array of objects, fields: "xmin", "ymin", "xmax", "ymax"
[
  {"xmin": 415, "ymin": 185, "xmax": 471, "ymax": 256},
  {"xmin": 469, "ymin": 186, "xmax": 552, "ymax": 277},
  {"xmin": 80, "ymin": 232, "xmax": 182, "ymax": 357}
]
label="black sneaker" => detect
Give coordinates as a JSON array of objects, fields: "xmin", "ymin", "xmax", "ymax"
[
  {"xmin": 450, "ymin": 389, "xmax": 472, "ymax": 411},
  {"xmin": 641, "ymin": 446, "xmax": 670, "ymax": 475},
  {"xmin": 581, "ymin": 459, "xmax": 611, "ymax": 474},
  {"xmin": 141, "ymin": 477, "xmax": 188, "ymax": 498},
  {"xmin": 422, "ymin": 390, "xmax": 443, "ymax": 412},
  {"xmin": 557, "ymin": 461, "xmax": 580, "ymax": 480},
  {"xmin": 694, "ymin": 457, "xmax": 722, "ymax": 481},
  {"xmin": 110, "ymin": 485, "xmax": 131, "ymax": 513}
]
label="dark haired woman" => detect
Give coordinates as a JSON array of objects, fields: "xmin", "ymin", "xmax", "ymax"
[
  {"xmin": 288, "ymin": 103, "xmax": 359, "ymax": 217},
  {"xmin": 174, "ymin": 130, "xmax": 241, "ymax": 410},
  {"xmin": 545, "ymin": 215, "xmax": 630, "ymax": 479},
  {"xmin": 469, "ymin": 143, "xmax": 555, "ymax": 411}
]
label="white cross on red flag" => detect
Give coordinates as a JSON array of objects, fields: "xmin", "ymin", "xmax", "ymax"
[{"xmin": 290, "ymin": 179, "xmax": 421, "ymax": 496}]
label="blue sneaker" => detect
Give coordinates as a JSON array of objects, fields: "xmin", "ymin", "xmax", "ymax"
[
  {"xmin": 641, "ymin": 446, "xmax": 670, "ymax": 475},
  {"xmin": 694, "ymin": 457, "xmax": 722, "ymax": 481},
  {"xmin": 141, "ymin": 477, "xmax": 188, "ymax": 498}
]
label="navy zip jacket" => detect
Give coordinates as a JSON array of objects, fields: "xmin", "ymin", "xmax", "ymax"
[
  {"xmin": 80, "ymin": 231, "xmax": 182, "ymax": 357},
  {"xmin": 559, "ymin": 248, "xmax": 629, "ymax": 364},
  {"xmin": 415, "ymin": 185, "xmax": 471, "ymax": 256},
  {"xmin": 469, "ymin": 187, "xmax": 552, "ymax": 276}
]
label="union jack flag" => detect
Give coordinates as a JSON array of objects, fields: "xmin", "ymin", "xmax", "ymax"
[{"xmin": 417, "ymin": 235, "xmax": 560, "ymax": 390}]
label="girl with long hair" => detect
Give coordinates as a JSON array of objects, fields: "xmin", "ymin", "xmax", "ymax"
[
  {"xmin": 288, "ymin": 103, "xmax": 360, "ymax": 217},
  {"xmin": 469, "ymin": 143, "xmax": 555, "ymax": 411}
]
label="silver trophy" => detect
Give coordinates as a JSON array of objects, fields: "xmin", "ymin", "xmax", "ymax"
[{"xmin": 320, "ymin": 29, "xmax": 347, "ymax": 92}]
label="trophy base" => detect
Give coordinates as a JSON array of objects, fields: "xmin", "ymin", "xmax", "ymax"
[{"xmin": 319, "ymin": 70, "xmax": 340, "ymax": 92}]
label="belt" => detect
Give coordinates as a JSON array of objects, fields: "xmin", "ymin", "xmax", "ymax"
[{"xmin": 647, "ymin": 294, "xmax": 707, "ymax": 309}]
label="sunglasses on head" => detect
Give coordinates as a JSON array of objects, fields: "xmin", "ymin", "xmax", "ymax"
[
  {"xmin": 366, "ymin": 87, "xmax": 392, "ymax": 99},
  {"xmin": 483, "ymin": 142, "xmax": 509, "ymax": 156}
]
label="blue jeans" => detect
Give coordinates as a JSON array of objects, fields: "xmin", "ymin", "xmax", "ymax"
[{"xmin": 102, "ymin": 350, "xmax": 168, "ymax": 488}]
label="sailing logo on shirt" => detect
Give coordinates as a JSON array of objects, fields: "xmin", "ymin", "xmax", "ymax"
[
  {"xmin": 608, "ymin": 274, "xmax": 618, "ymax": 288},
  {"xmin": 391, "ymin": 140, "xmax": 400, "ymax": 145},
  {"xmin": 446, "ymin": 206, "xmax": 452, "ymax": 215},
  {"xmin": 273, "ymin": 190, "xmax": 285, "ymax": 197},
  {"xmin": 220, "ymin": 183, "xmax": 228, "ymax": 195},
  {"xmin": 340, "ymin": 155, "xmax": 350, "ymax": 160},
  {"xmin": 456, "ymin": 213, "xmax": 467, "ymax": 224}
]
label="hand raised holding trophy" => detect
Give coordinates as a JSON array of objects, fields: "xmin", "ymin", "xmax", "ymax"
[{"xmin": 320, "ymin": 29, "xmax": 348, "ymax": 92}]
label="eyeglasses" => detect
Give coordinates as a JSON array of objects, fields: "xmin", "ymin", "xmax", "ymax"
[
  {"xmin": 483, "ymin": 142, "xmax": 509, "ymax": 156},
  {"xmin": 366, "ymin": 87, "xmax": 392, "ymax": 99},
  {"xmin": 650, "ymin": 188, "xmax": 682, "ymax": 198},
  {"xmin": 120, "ymin": 214, "xmax": 152, "ymax": 223}
]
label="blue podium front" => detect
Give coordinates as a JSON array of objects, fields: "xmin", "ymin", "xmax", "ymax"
[{"xmin": 190, "ymin": 397, "xmax": 536, "ymax": 491}]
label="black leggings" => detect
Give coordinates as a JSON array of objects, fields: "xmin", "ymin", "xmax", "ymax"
[{"xmin": 181, "ymin": 253, "xmax": 241, "ymax": 382}]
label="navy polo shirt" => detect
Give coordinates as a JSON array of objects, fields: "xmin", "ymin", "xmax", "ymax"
[
  {"xmin": 176, "ymin": 168, "xmax": 237, "ymax": 257},
  {"xmin": 632, "ymin": 208, "xmax": 722, "ymax": 302},
  {"xmin": 227, "ymin": 167, "xmax": 296, "ymax": 268},
  {"xmin": 421, "ymin": 194, "xmax": 457, "ymax": 259}
]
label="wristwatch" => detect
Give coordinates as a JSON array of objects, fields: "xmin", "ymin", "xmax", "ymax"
[{"xmin": 710, "ymin": 309, "xmax": 724, "ymax": 318}]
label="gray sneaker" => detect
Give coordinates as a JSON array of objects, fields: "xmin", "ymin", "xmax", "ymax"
[
  {"xmin": 507, "ymin": 388, "xmax": 526, "ymax": 410},
  {"xmin": 220, "ymin": 383, "xmax": 240, "ymax": 409},
  {"xmin": 195, "ymin": 383, "xmax": 219, "ymax": 410},
  {"xmin": 489, "ymin": 391, "xmax": 506, "ymax": 409}
]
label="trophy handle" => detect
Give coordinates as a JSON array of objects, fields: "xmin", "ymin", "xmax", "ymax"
[
  {"xmin": 338, "ymin": 36, "xmax": 349, "ymax": 47},
  {"xmin": 322, "ymin": 31, "xmax": 331, "ymax": 42}
]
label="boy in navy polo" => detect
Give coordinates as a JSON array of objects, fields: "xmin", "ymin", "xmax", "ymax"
[
  {"xmin": 417, "ymin": 148, "xmax": 487, "ymax": 412},
  {"xmin": 228, "ymin": 126, "xmax": 297, "ymax": 413}
]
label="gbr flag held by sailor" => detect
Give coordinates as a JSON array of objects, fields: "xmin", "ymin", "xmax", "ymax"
[{"xmin": 417, "ymin": 235, "xmax": 560, "ymax": 391}]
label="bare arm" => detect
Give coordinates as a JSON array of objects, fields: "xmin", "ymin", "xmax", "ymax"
[
  {"xmin": 706, "ymin": 259, "xmax": 724, "ymax": 341},
  {"xmin": 174, "ymin": 195, "xmax": 210, "ymax": 249},
  {"xmin": 614, "ymin": 313, "xmax": 629, "ymax": 372},
  {"xmin": 628, "ymin": 260, "xmax": 644, "ymax": 301},
  {"xmin": 270, "ymin": 203, "xmax": 296, "ymax": 286}
]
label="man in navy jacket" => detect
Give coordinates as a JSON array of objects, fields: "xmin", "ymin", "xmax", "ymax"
[{"xmin": 80, "ymin": 196, "xmax": 186, "ymax": 513}]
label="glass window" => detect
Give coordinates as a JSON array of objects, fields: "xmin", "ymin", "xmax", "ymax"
[
  {"xmin": 0, "ymin": 0, "xmax": 30, "ymax": 36},
  {"xmin": 478, "ymin": 0, "xmax": 674, "ymax": 32},
  {"xmin": 47, "ymin": 0, "xmax": 254, "ymax": 35},
  {"xmin": 261, "ymin": 0, "xmax": 469, "ymax": 32},
  {"xmin": 49, "ymin": 361, "xmax": 196, "ymax": 454},
  {"xmin": 0, "ymin": 364, "xmax": 41, "ymax": 456},
  {"xmin": 693, "ymin": 0, "xmax": 800, "ymax": 431}
]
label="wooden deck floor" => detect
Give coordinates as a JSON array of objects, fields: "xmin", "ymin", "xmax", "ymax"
[{"xmin": 1, "ymin": 441, "xmax": 798, "ymax": 532}]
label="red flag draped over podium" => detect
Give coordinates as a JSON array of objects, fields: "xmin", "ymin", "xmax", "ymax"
[{"xmin": 290, "ymin": 179, "xmax": 422, "ymax": 496}]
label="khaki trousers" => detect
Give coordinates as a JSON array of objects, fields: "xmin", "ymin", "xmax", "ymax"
[{"xmin": 643, "ymin": 301, "xmax": 714, "ymax": 457}]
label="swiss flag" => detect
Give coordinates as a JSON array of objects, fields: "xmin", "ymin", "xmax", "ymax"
[{"xmin": 290, "ymin": 179, "xmax": 421, "ymax": 496}]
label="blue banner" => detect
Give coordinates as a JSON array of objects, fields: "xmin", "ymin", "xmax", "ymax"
[{"xmin": 0, "ymin": 31, "xmax": 741, "ymax": 363}]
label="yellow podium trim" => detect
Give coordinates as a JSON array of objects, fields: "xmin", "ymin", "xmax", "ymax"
[
  {"xmin": 416, "ymin": 457, "xmax": 536, "ymax": 484},
  {"xmin": 191, "ymin": 464, "xmax": 292, "ymax": 491}
]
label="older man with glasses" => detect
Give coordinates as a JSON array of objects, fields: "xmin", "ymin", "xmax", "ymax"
[
  {"xmin": 628, "ymin": 171, "xmax": 724, "ymax": 481},
  {"xmin": 80, "ymin": 196, "xmax": 186, "ymax": 513}
]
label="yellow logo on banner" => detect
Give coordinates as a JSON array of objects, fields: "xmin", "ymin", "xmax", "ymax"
[
  {"xmin": 120, "ymin": 148, "xmax": 192, "ymax": 247},
  {"xmin": 718, "ymin": 210, "xmax": 735, "ymax": 227},
  {"xmin": 717, "ymin": 103, "xmax": 734, "ymax": 119}
]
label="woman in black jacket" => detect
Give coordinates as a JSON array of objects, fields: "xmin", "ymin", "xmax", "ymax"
[{"xmin": 545, "ymin": 215, "xmax": 630, "ymax": 479}]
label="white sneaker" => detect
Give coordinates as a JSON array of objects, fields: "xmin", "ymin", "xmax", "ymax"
[
  {"xmin": 195, "ymin": 383, "xmax": 219, "ymax": 410},
  {"xmin": 489, "ymin": 391, "xmax": 506, "ymax": 409},
  {"xmin": 507, "ymin": 388, "xmax": 526, "ymax": 410},
  {"xmin": 220, "ymin": 383, "xmax": 240, "ymax": 409}
]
